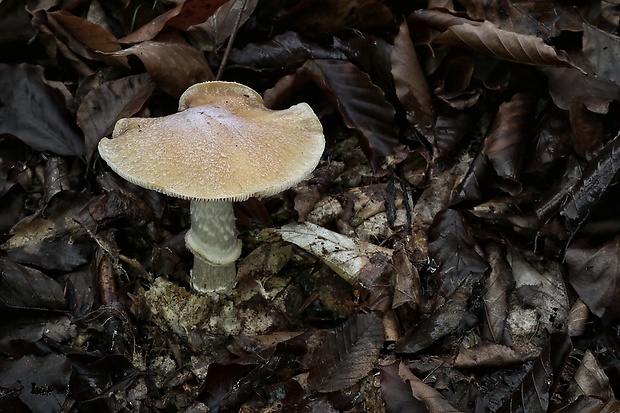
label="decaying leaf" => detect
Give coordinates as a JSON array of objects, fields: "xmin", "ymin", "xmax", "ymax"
[
  {"xmin": 77, "ymin": 73, "xmax": 156, "ymax": 161},
  {"xmin": 567, "ymin": 350, "xmax": 612, "ymax": 400},
  {"xmin": 308, "ymin": 312, "xmax": 383, "ymax": 393},
  {"xmin": 499, "ymin": 332, "xmax": 571, "ymax": 413},
  {"xmin": 398, "ymin": 362, "xmax": 463, "ymax": 412},
  {"xmin": 277, "ymin": 221, "xmax": 392, "ymax": 288},
  {"xmin": 428, "ymin": 209, "xmax": 488, "ymax": 298},
  {"xmin": 0, "ymin": 63, "xmax": 84, "ymax": 158},
  {"xmin": 565, "ymin": 234, "xmax": 620, "ymax": 322},
  {"xmin": 0, "ymin": 256, "xmax": 66, "ymax": 311}
]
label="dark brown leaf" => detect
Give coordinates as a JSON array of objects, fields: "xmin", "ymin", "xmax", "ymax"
[
  {"xmin": 120, "ymin": 0, "xmax": 229, "ymax": 43},
  {"xmin": 483, "ymin": 243, "xmax": 513, "ymax": 343},
  {"xmin": 393, "ymin": 281, "xmax": 470, "ymax": 354},
  {"xmin": 428, "ymin": 209, "xmax": 488, "ymax": 298},
  {"xmin": 499, "ymin": 332, "xmax": 571, "ymax": 413},
  {"xmin": 398, "ymin": 362, "xmax": 463, "ymax": 412},
  {"xmin": 2, "ymin": 193, "xmax": 97, "ymax": 271},
  {"xmin": 411, "ymin": 8, "xmax": 480, "ymax": 32},
  {"xmin": 391, "ymin": 21, "xmax": 435, "ymax": 139},
  {"xmin": 0, "ymin": 354, "xmax": 71, "ymax": 413},
  {"xmin": 111, "ymin": 40, "xmax": 214, "ymax": 96},
  {"xmin": 458, "ymin": 0, "xmax": 582, "ymax": 37},
  {"xmin": 279, "ymin": 0, "xmax": 392, "ymax": 33},
  {"xmin": 558, "ymin": 132, "xmax": 620, "ymax": 246},
  {"xmin": 228, "ymin": 31, "xmax": 347, "ymax": 70},
  {"xmin": 308, "ymin": 312, "xmax": 383, "ymax": 393},
  {"xmin": 583, "ymin": 22, "xmax": 620, "ymax": 85},
  {"xmin": 437, "ymin": 21, "xmax": 574, "ymax": 67},
  {"xmin": 539, "ymin": 66, "xmax": 620, "ymax": 114},
  {"xmin": 482, "ymin": 92, "xmax": 535, "ymax": 195},
  {"xmin": 565, "ymin": 234, "xmax": 620, "ymax": 322},
  {"xmin": 380, "ymin": 361, "xmax": 427, "ymax": 413},
  {"xmin": 0, "ymin": 63, "xmax": 84, "ymax": 158},
  {"xmin": 0, "ymin": 256, "xmax": 66, "ymax": 311},
  {"xmin": 0, "ymin": 0, "xmax": 35, "ymax": 43},
  {"xmin": 187, "ymin": 0, "xmax": 259, "ymax": 51},
  {"xmin": 77, "ymin": 73, "xmax": 156, "ymax": 161},
  {"xmin": 266, "ymin": 59, "xmax": 407, "ymax": 170}
]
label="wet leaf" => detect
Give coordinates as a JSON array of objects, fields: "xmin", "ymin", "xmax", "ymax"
[
  {"xmin": 437, "ymin": 21, "xmax": 574, "ymax": 67},
  {"xmin": 567, "ymin": 350, "xmax": 612, "ymax": 399},
  {"xmin": 111, "ymin": 40, "xmax": 214, "ymax": 96},
  {"xmin": 77, "ymin": 73, "xmax": 156, "ymax": 161},
  {"xmin": 0, "ymin": 63, "xmax": 84, "ymax": 158},
  {"xmin": 0, "ymin": 354, "xmax": 71, "ymax": 413},
  {"xmin": 308, "ymin": 312, "xmax": 383, "ymax": 393},
  {"xmin": 0, "ymin": 256, "xmax": 66, "ymax": 311},
  {"xmin": 565, "ymin": 234, "xmax": 620, "ymax": 322},
  {"xmin": 428, "ymin": 209, "xmax": 488, "ymax": 298},
  {"xmin": 499, "ymin": 332, "xmax": 571, "ymax": 413}
]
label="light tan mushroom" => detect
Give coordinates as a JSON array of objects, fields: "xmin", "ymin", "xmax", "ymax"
[{"xmin": 98, "ymin": 81, "xmax": 325, "ymax": 298}]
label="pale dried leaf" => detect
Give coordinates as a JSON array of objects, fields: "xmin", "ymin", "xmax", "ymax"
[{"xmin": 276, "ymin": 221, "xmax": 392, "ymax": 287}]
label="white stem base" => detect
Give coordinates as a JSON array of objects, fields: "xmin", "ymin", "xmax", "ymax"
[{"xmin": 185, "ymin": 200, "xmax": 242, "ymax": 297}]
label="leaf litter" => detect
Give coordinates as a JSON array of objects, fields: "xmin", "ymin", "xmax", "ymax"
[{"xmin": 1, "ymin": 0, "xmax": 620, "ymax": 411}]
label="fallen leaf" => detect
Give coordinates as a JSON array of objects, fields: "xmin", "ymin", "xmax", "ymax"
[
  {"xmin": 0, "ymin": 63, "xmax": 84, "ymax": 158},
  {"xmin": 437, "ymin": 21, "xmax": 574, "ymax": 67},
  {"xmin": 308, "ymin": 312, "xmax": 383, "ymax": 393},
  {"xmin": 277, "ymin": 221, "xmax": 392, "ymax": 288},
  {"xmin": 398, "ymin": 362, "xmax": 463, "ymax": 412}
]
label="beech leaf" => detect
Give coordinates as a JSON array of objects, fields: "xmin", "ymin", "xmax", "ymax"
[
  {"xmin": 437, "ymin": 21, "xmax": 574, "ymax": 67},
  {"xmin": 111, "ymin": 41, "xmax": 214, "ymax": 97},
  {"xmin": 428, "ymin": 209, "xmax": 488, "ymax": 298},
  {"xmin": 499, "ymin": 332, "xmax": 572, "ymax": 413},
  {"xmin": 391, "ymin": 21, "xmax": 435, "ymax": 139},
  {"xmin": 0, "ymin": 63, "xmax": 84, "ymax": 158},
  {"xmin": 308, "ymin": 312, "xmax": 384, "ymax": 393},
  {"xmin": 77, "ymin": 73, "xmax": 156, "ymax": 162}
]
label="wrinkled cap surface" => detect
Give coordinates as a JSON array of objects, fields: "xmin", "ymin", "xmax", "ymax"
[{"xmin": 98, "ymin": 81, "xmax": 325, "ymax": 201}]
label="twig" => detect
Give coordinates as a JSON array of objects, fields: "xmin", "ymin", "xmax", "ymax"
[{"xmin": 216, "ymin": 0, "xmax": 248, "ymax": 80}]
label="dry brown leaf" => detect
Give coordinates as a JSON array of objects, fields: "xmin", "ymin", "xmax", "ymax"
[
  {"xmin": 437, "ymin": 21, "xmax": 573, "ymax": 66},
  {"xmin": 391, "ymin": 21, "xmax": 435, "ymax": 139},
  {"xmin": 111, "ymin": 40, "xmax": 214, "ymax": 96},
  {"xmin": 398, "ymin": 362, "xmax": 463, "ymax": 412}
]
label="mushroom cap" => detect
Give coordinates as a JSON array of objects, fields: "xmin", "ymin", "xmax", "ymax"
[{"xmin": 98, "ymin": 81, "xmax": 325, "ymax": 202}]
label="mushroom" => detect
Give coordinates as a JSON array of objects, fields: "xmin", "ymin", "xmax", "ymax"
[{"xmin": 98, "ymin": 81, "xmax": 324, "ymax": 298}]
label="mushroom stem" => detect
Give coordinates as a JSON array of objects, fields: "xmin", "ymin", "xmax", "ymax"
[{"xmin": 185, "ymin": 200, "xmax": 242, "ymax": 297}]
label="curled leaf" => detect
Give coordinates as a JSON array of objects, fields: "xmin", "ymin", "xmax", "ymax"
[{"xmin": 437, "ymin": 21, "xmax": 574, "ymax": 67}]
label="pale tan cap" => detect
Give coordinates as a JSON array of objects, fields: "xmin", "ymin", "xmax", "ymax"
[{"xmin": 98, "ymin": 81, "xmax": 325, "ymax": 202}]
